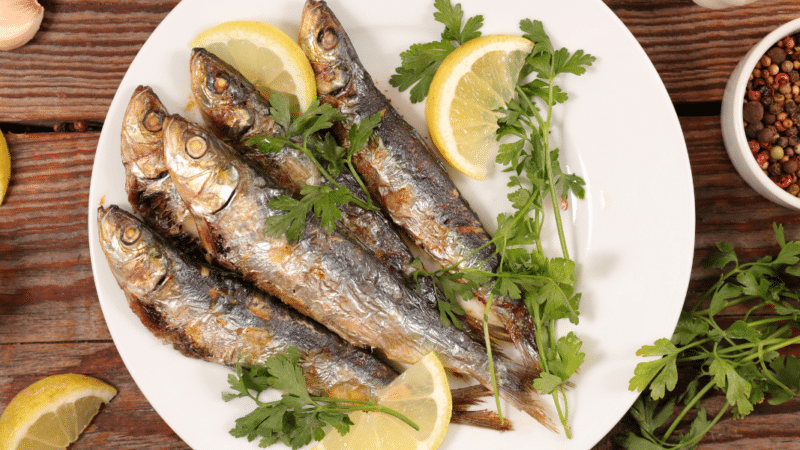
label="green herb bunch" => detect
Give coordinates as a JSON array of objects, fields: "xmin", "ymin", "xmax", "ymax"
[
  {"xmin": 392, "ymin": 0, "xmax": 594, "ymax": 437},
  {"xmin": 247, "ymin": 93, "xmax": 381, "ymax": 244},
  {"xmin": 621, "ymin": 224, "xmax": 800, "ymax": 449},
  {"xmin": 224, "ymin": 347, "xmax": 417, "ymax": 450}
]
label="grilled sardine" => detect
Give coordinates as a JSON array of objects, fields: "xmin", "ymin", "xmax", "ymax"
[
  {"xmin": 161, "ymin": 115, "xmax": 551, "ymax": 428},
  {"xmin": 97, "ymin": 205, "xmax": 396, "ymax": 401}
]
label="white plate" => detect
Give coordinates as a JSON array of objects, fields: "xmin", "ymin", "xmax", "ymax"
[{"xmin": 87, "ymin": 0, "xmax": 694, "ymax": 449}]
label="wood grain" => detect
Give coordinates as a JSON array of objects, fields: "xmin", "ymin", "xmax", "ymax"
[
  {"xmin": 1, "ymin": 0, "xmax": 800, "ymax": 124},
  {"xmin": 3, "ymin": 1, "xmax": 800, "ymax": 449}
]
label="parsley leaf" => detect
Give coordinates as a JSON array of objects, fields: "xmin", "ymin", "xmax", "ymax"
[
  {"xmin": 248, "ymin": 94, "xmax": 380, "ymax": 244},
  {"xmin": 224, "ymin": 347, "xmax": 417, "ymax": 450},
  {"xmin": 390, "ymin": 0, "xmax": 483, "ymax": 103}
]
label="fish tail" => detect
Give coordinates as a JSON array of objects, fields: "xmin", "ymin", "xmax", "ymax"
[
  {"xmin": 451, "ymin": 384, "xmax": 491, "ymax": 410},
  {"xmin": 493, "ymin": 353, "xmax": 557, "ymax": 432},
  {"xmin": 450, "ymin": 385, "xmax": 513, "ymax": 431},
  {"xmin": 451, "ymin": 410, "xmax": 514, "ymax": 431}
]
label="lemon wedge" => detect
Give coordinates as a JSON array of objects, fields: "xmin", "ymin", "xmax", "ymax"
[
  {"xmin": 0, "ymin": 129, "xmax": 10, "ymax": 205},
  {"xmin": 426, "ymin": 35, "xmax": 533, "ymax": 180},
  {"xmin": 313, "ymin": 352, "xmax": 452, "ymax": 450},
  {"xmin": 0, "ymin": 374, "xmax": 117, "ymax": 450},
  {"xmin": 191, "ymin": 21, "xmax": 317, "ymax": 119}
]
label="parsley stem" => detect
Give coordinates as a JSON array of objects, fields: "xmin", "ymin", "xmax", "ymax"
[
  {"xmin": 483, "ymin": 292, "xmax": 505, "ymax": 424},
  {"xmin": 554, "ymin": 385, "xmax": 572, "ymax": 439},
  {"xmin": 542, "ymin": 76, "xmax": 570, "ymax": 260},
  {"xmin": 662, "ymin": 380, "xmax": 715, "ymax": 441},
  {"xmin": 312, "ymin": 396, "xmax": 420, "ymax": 430}
]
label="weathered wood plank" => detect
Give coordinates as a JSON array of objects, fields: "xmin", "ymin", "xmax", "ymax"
[
  {"xmin": 0, "ymin": 1, "xmax": 179, "ymax": 125},
  {"xmin": 605, "ymin": 0, "xmax": 800, "ymax": 103},
  {"xmin": 0, "ymin": 132, "xmax": 109, "ymax": 343},
  {"xmin": 2, "ymin": 1, "xmax": 800, "ymax": 124}
]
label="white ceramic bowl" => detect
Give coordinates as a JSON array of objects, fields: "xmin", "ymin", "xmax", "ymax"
[{"xmin": 721, "ymin": 17, "xmax": 800, "ymax": 210}]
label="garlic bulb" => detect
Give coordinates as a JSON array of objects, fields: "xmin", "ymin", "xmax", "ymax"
[{"xmin": 0, "ymin": 0, "xmax": 44, "ymax": 51}]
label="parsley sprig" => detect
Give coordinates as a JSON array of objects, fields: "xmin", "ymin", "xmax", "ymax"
[
  {"xmin": 224, "ymin": 347, "xmax": 418, "ymax": 450},
  {"xmin": 389, "ymin": 0, "xmax": 483, "ymax": 103},
  {"xmin": 393, "ymin": 1, "xmax": 594, "ymax": 437},
  {"xmin": 247, "ymin": 94, "xmax": 381, "ymax": 244},
  {"xmin": 621, "ymin": 223, "xmax": 800, "ymax": 449}
]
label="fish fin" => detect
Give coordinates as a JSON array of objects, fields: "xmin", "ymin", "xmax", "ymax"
[
  {"xmin": 450, "ymin": 384, "xmax": 513, "ymax": 431},
  {"xmin": 451, "ymin": 384, "xmax": 490, "ymax": 410},
  {"xmin": 451, "ymin": 409, "xmax": 514, "ymax": 431}
]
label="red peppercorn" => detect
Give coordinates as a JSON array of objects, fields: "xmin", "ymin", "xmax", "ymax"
[
  {"xmin": 776, "ymin": 73, "xmax": 790, "ymax": 86},
  {"xmin": 778, "ymin": 173, "xmax": 793, "ymax": 188},
  {"xmin": 748, "ymin": 90, "xmax": 762, "ymax": 101},
  {"xmin": 749, "ymin": 140, "xmax": 760, "ymax": 152},
  {"xmin": 786, "ymin": 36, "xmax": 796, "ymax": 50},
  {"xmin": 757, "ymin": 151, "xmax": 770, "ymax": 169}
]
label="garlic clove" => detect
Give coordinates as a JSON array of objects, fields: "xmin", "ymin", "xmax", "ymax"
[{"xmin": 0, "ymin": 0, "xmax": 44, "ymax": 51}]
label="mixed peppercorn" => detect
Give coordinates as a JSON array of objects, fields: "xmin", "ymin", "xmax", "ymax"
[{"xmin": 744, "ymin": 34, "xmax": 800, "ymax": 196}]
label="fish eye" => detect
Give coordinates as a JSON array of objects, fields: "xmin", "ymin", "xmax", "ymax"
[
  {"xmin": 319, "ymin": 26, "xmax": 338, "ymax": 50},
  {"xmin": 213, "ymin": 74, "xmax": 229, "ymax": 93},
  {"xmin": 143, "ymin": 111, "xmax": 163, "ymax": 132},
  {"xmin": 185, "ymin": 135, "xmax": 208, "ymax": 159},
  {"xmin": 120, "ymin": 224, "xmax": 141, "ymax": 245}
]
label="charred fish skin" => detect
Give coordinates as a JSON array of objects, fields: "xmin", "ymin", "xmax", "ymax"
[
  {"xmin": 121, "ymin": 86, "xmax": 199, "ymax": 253},
  {"xmin": 162, "ymin": 116, "xmax": 552, "ymax": 428},
  {"xmin": 97, "ymin": 205, "xmax": 397, "ymax": 400},
  {"xmin": 189, "ymin": 47, "xmax": 434, "ymax": 297},
  {"xmin": 298, "ymin": 0, "xmax": 498, "ymax": 273}
]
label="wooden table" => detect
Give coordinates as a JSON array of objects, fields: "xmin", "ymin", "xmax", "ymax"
[{"xmin": 2, "ymin": 0, "xmax": 800, "ymax": 448}]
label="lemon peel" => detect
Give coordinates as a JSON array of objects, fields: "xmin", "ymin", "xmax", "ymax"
[
  {"xmin": 0, "ymin": 129, "xmax": 10, "ymax": 205},
  {"xmin": 426, "ymin": 35, "xmax": 533, "ymax": 180}
]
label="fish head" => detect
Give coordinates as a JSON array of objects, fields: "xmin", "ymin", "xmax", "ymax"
[
  {"xmin": 190, "ymin": 48, "xmax": 256, "ymax": 140},
  {"xmin": 97, "ymin": 205, "xmax": 168, "ymax": 298},
  {"xmin": 162, "ymin": 115, "xmax": 240, "ymax": 218},
  {"xmin": 298, "ymin": 0, "xmax": 352, "ymax": 97},
  {"xmin": 121, "ymin": 86, "xmax": 169, "ymax": 179}
]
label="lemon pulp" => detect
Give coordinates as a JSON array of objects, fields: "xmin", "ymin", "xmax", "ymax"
[{"xmin": 312, "ymin": 352, "xmax": 452, "ymax": 450}]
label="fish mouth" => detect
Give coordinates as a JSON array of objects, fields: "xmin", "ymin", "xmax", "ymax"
[
  {"xmin": 299, "ymin": 0, "xmax": 350, "ymax": 96},
  {"xmin": 299, "ymin": 0, "xmax": 330, "ymax": 63}
]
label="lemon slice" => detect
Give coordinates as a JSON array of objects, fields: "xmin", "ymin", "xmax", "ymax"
[
  {"xmin": 426, "ymin": 35, "xmax": 533, "ymax": 180},
  {"xmin": 0, "ymin": 374, "xmax": 117, "ymax": 450},
  {"xmin": 0, "ymin": 129, "xmax": 9, "ymax": 205},
  {"xmin": 191, "ymin": 21, "xmax": 317, "ymax": 118},
  {"xmin": 313, "ymin": 352, "xmax": 452, "ymax": 450}
]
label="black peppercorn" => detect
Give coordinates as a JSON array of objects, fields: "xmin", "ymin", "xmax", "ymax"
[
  {"xmin": 743, "ymin": 101, "xmax": 764, "ymax": 123},
  {"xmin": 768, "ymin": 47, "xmax": 787, "ymax": 64}
]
